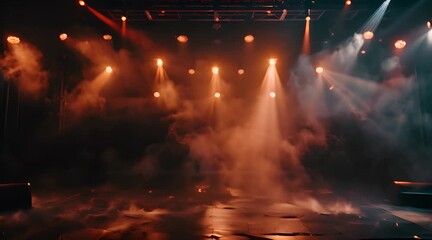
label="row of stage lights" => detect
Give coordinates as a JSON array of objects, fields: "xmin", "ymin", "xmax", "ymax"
[
  {"xmin": 105, "ymin": 58, "xmax": 322, "ymax": 99},
  {"xmin": 6, "ymin": 32, "xmax": 420, "ymax": 50}
]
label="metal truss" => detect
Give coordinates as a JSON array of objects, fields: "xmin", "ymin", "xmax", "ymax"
[{"xmin": 99, "ymin": 9, "xmax": 366, "ymax": 22}]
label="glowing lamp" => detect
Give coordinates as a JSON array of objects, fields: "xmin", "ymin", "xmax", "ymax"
[
  {"xmin": 394, "ymin": 40, "xmax": 406, "ymax": 49},
  {"xmin": 78, "ymin": 0, "xmax": 85, "ymax": 6},
  {"xmin": 105, "ymin": 66, "xmax": 113, "ymax": 73},
  {"xmin": 305, "ymin": 16, "xmax": 311, "ymax": 21},
  {"xmin": 156, "ymin": 59, "xmax": 163, "ymax": 67},
  {"xmin": 427, "ymin": 21, "xmax": 431, "ymax": 29},
  {"xmin": 269, "ymin": 92, "xmax": 276, "ymax": 98},
  {"xmin": 363, "ymin": 31, "xmax": 374, "ymax": 40},
  {"xmin": 238, "ymin": 69, "xmax": 245, "ymax": 75},
  {"xmin": 360, "ymin": 50, "xmax": 366, "ymax": 54},
  {"xmin": 154, "ymin": 92, "xmax": 160, "ymax": 98},
  {"xmin": 103, "ymin": 34, "xmax": 112, "ymax": 40},
  {"xmin": 244, "ymin": 35, "xmax": 254, "ymax": 43},
  {"xmin": 315, "ymin": 67, "xmax": 324, "ymax": 74},
  {"xmin": 177, "ymin": 35, "xmax": 188, "ymax": 43},
  {"xmin": 121, "ymin": 16, "xmax": 127, "ymax": 22},
  {"xmin": 345, "ymin": 0, "xmax": 352, "ymax": 6},
  {"xmin": 212, "ymin": 67, "xmax": 219, "ymax": 74},
  {"xmin": 214, "ymin": 92, "xmax": 221, "ymax": 98},
  {"xmin": 7, "ymin": 36, "xmax": 20, "ymax": 44},
  {"xmin": 188, "ymin": 69, "xmax": 195, "ymax": 75},
  {"xmin": 269, "ymin": 58, "xmax": 277, "ymax": 66},
  {"xmin": 59, "ymin": 33, "xmax": 68, "ymax": 41}
]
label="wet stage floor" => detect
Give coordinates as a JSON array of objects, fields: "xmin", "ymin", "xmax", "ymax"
[{"xmin": 1, "ymin": 188, "xmax": 432, "ymax": 240}]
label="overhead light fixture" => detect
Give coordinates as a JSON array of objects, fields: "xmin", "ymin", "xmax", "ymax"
[
  {"xmin": 212, "ymin": 67, "xmax": 219, "ymax": 74},
  {"xmin": 345, "ymin": 0, "xmax": 352, "ymax": 6},
  {"xmin": 394, "ymin": 40, "xmax": 407, "ymax": 49},
  {"xmin": 269, "ymin": 58, "xmax": 277, "ymax": 66},
  {"xmin": 59, "ymin": 33, "xmax": 68, "ymax": 41},
  {"xmin": 315, "ymin": 67, "xmax": 324, "ymax": 74},
  {"xmin": 7, "ymin": 36, "xmax": 20, "ymax": 44},
  {"xmin": 78, "ymin": 0, "xmax": 85, "ymax": 6},
  {"xmin": 363, "ymin": 31, "xmax": 374, "ymax": 40},
  {"xmin": 156, "ymin": 59, "xmax": 163, "ymax": 67},
  {"xmin": 121, "ymin": 16, "xmax": 127, "ymax": 22},
  {"xmin": 244, "ymin": 34, "xmax": 254, "ymax": 43},
  {"xmin": 177, "ymin": 35, "xmax": 188, "ymax": 43},
  {"xmin": 103, "ymin": 34, "xmax": 112, "ymax": 40}
]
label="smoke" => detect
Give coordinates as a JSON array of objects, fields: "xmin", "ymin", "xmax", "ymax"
[{"xmin": 0, "ymin": 42, "xmax": 49, "ymax": 99}]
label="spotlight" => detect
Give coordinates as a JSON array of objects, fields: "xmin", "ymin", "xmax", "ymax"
[
  {"xmin": 238, "ymin": 69, "xmax": 245, "ymax": 75},
  {"xmin": 7, "ymin": 36, "xmax": 20, "ymax": 44},
  {"xmin": 177, "ymin": 35, "xmax": 188, "ymax": 43},
  {"xmin": 329, "ymin": 85, "xmax": 335, "ymax": 90},
  {"xmin": 188, "ymin": 69, "xmax": 195, "ymax": 75},
  {"xmin": 305, "ymin": 16, "xmax": 311, "ymax": 21},
  {"xmin": 427, "ymin": 21, "xmax": 431, "ymax": 29},
  {"xmin": 345, "ymin": 0, "xmax": 352, "ymax": 6},
  {"xmin": 59, "ymin": 33, "xmax": 68, "ymax": 41},
  {"xmin": 269, "ymin": 92, "xmax": 276, "ymax": 98},
  {"xmin": 315, "ymin": 67, "xmax": 324, "ymax": 74},
  {"xmin": 78, "ymin": 0, "xmax": 85, "ymax": 6},
  {"xmin": 154, "ymin": 92, "xmax": 160, "ymax": 98},
  {"xmin": 156, "ymin": 59, "xmax": 163, "ymax": 67},
  {"xmin": 214, "ymin": 92, "xmax": 221, "ymax": 98},
  {"xmin": 212, "ymin": 67, "xmax": 219, "ymax": 74},
  {"xmin": 363, "ymin": 31, "xmax": 374, "ymax": 40},
  {"xmin": 244, "ymin": 34, "xmax": 254, "ymax": 43},
  {"xmin": 361, "ymin": 50, "xmax": 366, "ymax": 54},
  {"xmin": 269, "ymin": 58, "xmax": 277, "ymax": 66},
  {"xmin": 103, "ymin": 34, "xmax": 112, "ymax": 40},
  {"xmin": 121, "ymin": 16, "xmax": 127, "ymax": 22},
  {"xmin": 105, "ymin": 66, "xmax": 113, "ymax": 73},
  {"xmin": 394, "ymin": 40, "xmax": 406, "ymax": 49}
]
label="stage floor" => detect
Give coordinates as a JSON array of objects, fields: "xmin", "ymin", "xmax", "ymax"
[{"xmin": 1, "ymin": 188, "xmax": 432, "ymax": 240}]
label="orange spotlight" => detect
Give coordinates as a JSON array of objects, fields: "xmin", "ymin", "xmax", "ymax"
[
  {"xmin": 212, "ymin": 67, "xmax": 219, "ymax": 74},
  {"xmin": 428, "ymin": 21, "xmax": 431, "ymax": 29},
  {"xmin": 105, "ymin": 66, "xmax": 113, "ymax": 73},
  {"xmin": 188, "ymin": 69, "xmax": 195, "ymax": 75},
  {"xmin": 315, "ymin": 67, "xmax": 324, "ymax": 74},
  {"xmin": 177, "ymin": 35, "xmax": 188, "ymax": 43},
  {"xmin": 78, "ymin": 0, "xmax": 85, "ymax": 6},
  {"xmin": 214, "ymin": 92, "xmax": 221, "ymax": 98},
  {"xmin": 363, "ymin": 31, "xmax": 374, "ymax": 40},
  {"xmin": 103, "ymin": 34, "xmax": 112, "ymax": 40},
  {"xmin": 269, "ymin": 92, "xmax": 276, "ymax": 98},
  {"xmin": 394, "ymin": 40, "xmax": 406, "ymax": 49},
  {"xmin": 156, "ymin": 59, "xmax": 163, "ymax": 67},
  {"xmin": 305, "ymin": 16, "xmax": 311, "ymax": 21},
  {"xmin": 345, "ymin": 0, "xmax": 352, "ymax": 6},
  {"xmin": 361, "ymin": 50, "xmax": 366, "ymax": 54},
  {"xmin": 59, "ymin": 33, "xmax": 68, "ymax": 41},
  {"xmin": 244, "ymin": 34, "xmax": 255, "ymax": 43},
  {"xmin": 121, "ymin": 16, "xmax": 127, "ymax": 22},
  {"xmin": 7, "ymin": 36, "xmax": 20, "ymax": 44},
  {"xmin": 154, "ymin": 92, "xmax": 160, "ymax": 98},
  {"xmin": 238, "ymin": 69, "xmax": 245, "ymax": 75},
  {"xmin": 269, "ymin": 58, "xmax": 277, "ymax": 66}
]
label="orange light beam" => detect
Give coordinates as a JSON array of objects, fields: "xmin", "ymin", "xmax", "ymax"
[
  {"xmin": 86, "ymin": 6, "xmax": 120, "ymax": 32},
  {"xmin": 121, "ymin": 19, "xmax": 127, "ymax": 38},
  {"xmin": 302, "ymin": 19, "xmax": 311, "ymax": 55}
]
